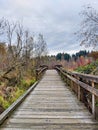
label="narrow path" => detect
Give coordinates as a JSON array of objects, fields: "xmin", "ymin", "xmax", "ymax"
[{"xmin": 0, "ymin": 70, "xmax": 98, "ymax": 130}]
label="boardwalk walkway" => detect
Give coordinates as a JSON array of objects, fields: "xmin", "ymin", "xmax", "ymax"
[{"xmin": 1, "ymin": 70, "xmax": 98, "ymax": 130}]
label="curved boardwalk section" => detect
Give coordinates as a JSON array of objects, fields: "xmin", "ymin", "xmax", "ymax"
[{"xmin": 0, "ymin": 70, "xmax": 98, "ymax": 130}]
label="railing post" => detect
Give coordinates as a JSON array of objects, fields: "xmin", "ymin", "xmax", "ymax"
[
  {"xmin": 77, "ymin": 77, "xmax": 81, "ymax": 101},
  {"xmin": 78, "ymin": 86, "xmax": 81, "ymax": 101},
  {"xmin": 70, "ymin": 74, "xmax": 73, "ymax": 90},
  {"xmin": 66, "ymin": 75, "xmax": 68, "ymax": 85},
  {"xmin": 71, "ymin": 80, "xmax": 73, "ymax": 90},
  {"xmin": 92, "ymin": 81, "xmax": 95, "ymax": 118},
  {"xmin": 36, "ymin": 70, "xmax": 38, "ymax": 81}
]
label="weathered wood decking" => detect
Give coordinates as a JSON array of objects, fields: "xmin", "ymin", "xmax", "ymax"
[{"xmin": 0, "ymin": 70, "xmax": 98, "ymax": 130}]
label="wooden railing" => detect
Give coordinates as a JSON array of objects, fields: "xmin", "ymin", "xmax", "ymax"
[
  {"xmin": 36, "ymin": 65, "xmax": 48, "ymax": 80},
  {"xmin": 55, "ymin": 66, "xmax": 98, "ymax": 119},
  {"xmin": 0, "ymin": 66, "xmax": 48, "ymax": 125},
  {"xmin": 0, "ymin": 82, "xmax": 38, "ymax": 125}
]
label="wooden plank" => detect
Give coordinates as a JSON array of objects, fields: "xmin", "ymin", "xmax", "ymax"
[
  {"xmin": 1, "ymin": 124, "xmax": 98, "ymax": 130},
  {"xmin": 1, "ymin": 70, "xmax": 98, "ymax": 129},
  {"xmin": 12, "ymin": 111, "xmax": 91, "ymax": 116},
  {"xmin": 3, "ymin": 118, "xmax": 97, "ymax": 124}
]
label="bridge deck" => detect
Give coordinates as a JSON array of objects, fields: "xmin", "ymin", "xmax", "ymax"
[{"xmin": 0, "ymin": 70, "xmax": 98, "ymax": 130}]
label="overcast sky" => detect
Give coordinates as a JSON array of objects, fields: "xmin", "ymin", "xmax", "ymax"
[{"xmin": 0, "ymin": 0, "xmax": 98, "ymax": 55}]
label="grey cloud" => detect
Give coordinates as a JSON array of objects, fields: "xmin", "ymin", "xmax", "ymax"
[{"xmin": 0, "ymin": 0, "xmax": 98, "ymax": 55}]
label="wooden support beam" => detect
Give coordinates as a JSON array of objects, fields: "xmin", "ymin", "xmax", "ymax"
[
  {"xmin": 92, "ymin": 81, "xmax": 95, "ymax": 118},
  {"xmin": 71, "ymin": 80, "xmax": 73, "ymax": 90},
  {"xmin": 78, "ymin": 85, "xmax": 81, "ymax": 101},
  {"xmin": 77, "ymin": 77, "xmax": 81, "ymax": 101}
]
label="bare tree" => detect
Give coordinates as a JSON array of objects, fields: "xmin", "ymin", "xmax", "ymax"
[
  {"xmin": 0, "ymin": 18, "xmax": 48, "ymax": 85},
  {"xmin": 0, "ymin": 18, "xmax": 6, "ymax": 35},
  {"xmin": 22, "ymin": 30, "xmax": 35, "ymax": 70},
  {"xmin": 0, "ymin": 20, "xmax": 24, "ymax": 84},
  {"xmin": 15, "ymin": 23, "xmax": 23, "ymax": 59},
  {"xmin": 76, "ymin": 6, "xmax": 98, "ymax": 49},
  {"xmin": 35, "ymin": 34, "xmax": 48, "ymax": 67}
]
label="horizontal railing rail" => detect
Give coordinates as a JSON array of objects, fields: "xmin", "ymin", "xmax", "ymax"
[
  {"xmin": 55, "ymin": 66, "xmax": 98, "ymax": 119},
  {"xmin": 36, "ymin": 66, "xmax": 48, "ymax": 80},
  {"xmin": 0, "ymin": 82, "xmax": 38, "ymax": 125},
  {"xmin": 63, "ymin": 69, "xmax": 98, "ymax": 83}
]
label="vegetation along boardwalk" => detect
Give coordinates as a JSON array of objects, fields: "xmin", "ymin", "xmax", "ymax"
[{"xmin": 0, "ymin": 70, "xmax": 98, "ymax": 130}]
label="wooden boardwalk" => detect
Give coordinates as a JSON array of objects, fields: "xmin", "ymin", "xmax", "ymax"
[{"xmin": 0, "ymin": 70, "xmax": 98, "ymax": 130}]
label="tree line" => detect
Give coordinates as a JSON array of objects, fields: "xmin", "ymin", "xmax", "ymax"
[{"xmin": 56, "ymin": 50, "xmax": 89, "ymax": 61}]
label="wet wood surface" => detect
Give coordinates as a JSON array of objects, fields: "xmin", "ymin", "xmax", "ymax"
[{"xmin": 0, "ymin": 70, "xmax": 98, "ymax": 130}]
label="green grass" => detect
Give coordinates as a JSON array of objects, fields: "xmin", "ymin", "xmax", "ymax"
[
  {"xmin": 8, "ymin": 88, "xmax": 25, "ymax": 104},
  {"xmin": 20, "ymin": 78, "xmax": 36, "ymax": 90},
  {"xmin": 0, "ymin": 78, "xmax": 36, "ymax": 111},
  {"xmin": 0, "ymin": 96, "xmax": 10, "ymax": 109}
]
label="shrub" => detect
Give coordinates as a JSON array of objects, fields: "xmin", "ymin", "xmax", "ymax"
[
  {"xmin": 75, "ymin": 60, "xmax": 98, "ymax": 74},
  {"xmin": 20, "ymin": 79, "xmax": 29, "ymax": 89},
  {"xmin": 29, "ymin": 79, "xmax": 36, "ymax": 86},
  {"xmin": 20, "ymin": 78, "xmax": 36, "ymax": 89},
  {"xmin": 0, "ymin": 76, "xmax": 36, "ymax": 112},
  {"xmin": 0, "ymin": 96, "xmax": 10, "ymax": 109},
  {"xmin": 8, "ymin": 88, "xmax": 24, "ymax": 104}
]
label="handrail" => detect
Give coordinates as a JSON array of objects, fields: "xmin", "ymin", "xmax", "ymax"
[
  {"xmin": 36, "ymin": 66, "xmax": 48, "ymax": 80},
  {"xmin": 57, "ymin": 67, "xmax": 98, "ymax": 96},
  {"xmin": 66, "ymin": 72, "xmax": 98, "ymax": 83},
  {"xmin": 65, "ymin": 70, "xmax": 98, "ymax": 83},
  {"xmin": 55, "ymin": 66, "xmax": 98, "ymax": 119},
  {"xmin": 0, "ymin": 82, "xmax": 38, "ymax": 125}
]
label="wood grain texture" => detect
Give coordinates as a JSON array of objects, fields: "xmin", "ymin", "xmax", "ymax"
[{"xmin": 0, "ymin": 70, "xmax": 98, "ymax": 130}]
